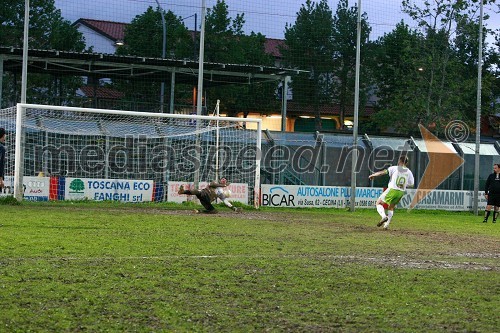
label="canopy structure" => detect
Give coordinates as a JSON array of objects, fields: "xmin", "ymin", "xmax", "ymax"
[
  {"xmin": 0, "ymin": 46, "xmax": 305, "ymax": 120},
  {"xmin": 0, "ymin": 47, "xmax": 301, "ymax": 84}
]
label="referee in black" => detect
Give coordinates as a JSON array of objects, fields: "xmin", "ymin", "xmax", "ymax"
[{"xmin": 483, "ymin": 163, "xmax": 500, "ymax": 223}]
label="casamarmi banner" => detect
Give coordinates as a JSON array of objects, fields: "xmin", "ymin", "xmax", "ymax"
[{"xmin": 400, "ymin": 189, "xmax": 486, "ymax": 211}]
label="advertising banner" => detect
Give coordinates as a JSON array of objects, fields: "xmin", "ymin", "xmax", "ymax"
[
  {"xmin": 261, "ymin": 185, "xmax": 487, "ymax": 211},
  {"xmin": 0, "ymin": 176, "xmax": 50, "ymax": 201},
  {"xmin": 65, "ymin": 178, "xmax": 153, "ymax": 202},
  {"xmin": 260, "ymin": 185, "xmax": 383, "ymax": 208},
  {"xmin": 399, "ymin": 189, "xmax": 487, "ymax": 211}
]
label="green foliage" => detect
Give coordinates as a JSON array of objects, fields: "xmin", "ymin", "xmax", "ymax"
[
  {"xmin": 0, "ymin": 0, "xmax": 85, "ymax": 107},
  {"xmin": 369, "ymin": 0, "xmax": 499, "ymax": 134},
  {"xmin": 283, "ymin": 0, "xmax": 335, "ymax": 130},
  {"xmin": 111, "ymin": 6, "xmax": 194, "ymax": 110},
  {"xmin": 1, "ymin": 0, "xmax": 498, "ymax": 131},
  {"xmin": 0, "ymin": 0, "xmax": 84, "ymax": 51},
  {"xmin": 331, "ymin": 0, "xmax": 372, "ymax": 128},
  {"xmin": 203, "ymin": 0, "xmax": 277, "ymax": 116},
  {"xmin": 118, "ymin": 6, "xmax": 192, "ymax": 59},
  {"xmin": 283, "ymin": 0, "xmax": 371, "ymax": 130},
  {"xmin": 112, "ymin": 1, "xmax": 277, "ymax": 115}
]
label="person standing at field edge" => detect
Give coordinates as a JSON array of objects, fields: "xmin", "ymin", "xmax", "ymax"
[
  {"xmin": 0, "ymin": 128, "xmax": 6, "ymax": 189},
  {"xmin": 483, "ymin": 163, "xmax": 500, "ymax": 223},
  {"xmin": 369, "ymin": 156, "xmax": 415, "ymax": 230}
]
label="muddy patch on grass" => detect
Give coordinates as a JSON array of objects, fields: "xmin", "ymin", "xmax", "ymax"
[
  {"xmin": 335, "ymin": 255, "xmax": 499, "ymax": 271},
  {"xmin": 5, "ymin": 253, "xmax": 497, "ymax": 271}
]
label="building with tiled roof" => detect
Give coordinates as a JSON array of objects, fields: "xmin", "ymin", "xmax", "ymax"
[
  {"xmin": 73, "ymin": 18, "xmax": 285, "ymax": 61},
  {"xmin": 73, "ymin": 19, "xmax": 127, "ymax": 54}
]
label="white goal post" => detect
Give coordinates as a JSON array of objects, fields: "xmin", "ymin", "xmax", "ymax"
[{"xmin": 8, "ymin": 103, "xmax": 262, "ymax": 207}]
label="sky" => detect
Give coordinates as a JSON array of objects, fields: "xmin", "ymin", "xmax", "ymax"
[{"xmin": 54, "ymin": 0, "xmax": 499, "ymax": 44}]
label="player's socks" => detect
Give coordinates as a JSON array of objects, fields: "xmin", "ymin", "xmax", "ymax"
[
  {"xmin": 383, "ymin": 210, "xmax": 394, "ymax": 229},
  {"xmin": 493, "ymin": 211, "xmax": 498, "ymax": 223},
  {"xmin": 376, "ymin": 204, "xmax": 386, "ymax": 218},
  {"xmin": 483, "ymin": 210, "xmax": 490, "ymax": 223},
  {"xmin": 376, "ymin": 204, "xmax": 387, "ymax": 227},
  {"xmin": 387, "ymin": 210, "xmax": 393, "ymax": 222}
]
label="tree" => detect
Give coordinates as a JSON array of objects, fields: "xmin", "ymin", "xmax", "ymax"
[
  {"xmin": 117, "ymin": 6, "xmax": 192, "ymax": 59},
  {"xmin": 331, "ymin": 0, "xmax": 372, "ymax": 129},
  {"xmin": 0, "ymin": 0, "xmax": 85, "ymax": 107},
  {"xmin": 487, "ymin": 27, "xmax": 500, "ymax": 116},
  {"xmin": 369, "ymin": 0, "xmax": 499, "ymax": 135},
  {"xmin": 0, "ymin": 0, "xmax": 84, "ymax": 51},
  {"xmin": 203, "ymin": 0, "xmax": 276, "ymax": 116},
  {"xmin": 453, "ymin": 15, "xmax": 498, "ymax": 120},
  {"xmin": 282, "ymin": 0, "xmax": 335, "ymax": 130},
  {"xmin": 397, "ymin": 0, "xmax": 498, "ymax": 133},
  {"xmin": 204, "ymin": 0, "xmax": 246, "ymax": 63},
  {"xmin": 114, "ymin": 6, "xmax": 193, "ymax": 111},
  {"xmin": 370, "ymin": 22, "xmax": 426, "ymax": 133}
]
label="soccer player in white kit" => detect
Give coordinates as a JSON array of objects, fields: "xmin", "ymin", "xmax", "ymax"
[{"xmin": 369, "ymin": 156, "xmax": 414, "ymax": 230}]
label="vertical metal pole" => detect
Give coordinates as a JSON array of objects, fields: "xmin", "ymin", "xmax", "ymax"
[
  {"xmin": 15, "ymin": 0, "xmax": 30, "ymax": 201},
  {"xmin": 281, "ymin": 76, "xmax": 290, "ymax": 132},
  {"xmin": 196, "ymin": 0, "xmax": 206, "ymax": 115},
  {"xmin": 255, "ymin": 120, "xmax": 262, "ymax": 208},
  {"xmin": 350, "ymin": 0, "xmax": 362, "ymax": 211},
  {"xmin": 194, "ymin": 13, "xmax": 197, "ymax": 59},
  {"xmin": 43, "ymin": 131, "xmax": 49, "ymax": 175},
  {"xmin": 194, "ymin": 0, "xmax": 206, "ymax": 188},
  {"xmin": 170, "ymin": 70, "xmax": 175, "ymax": 113},
  {"xmin": 215, "ymin": 100, "xmax": 220, "ymax": 181},
  {"xmin": 322, "ymin": 136, "xmax": 326, "ymax": 186},
  {"xmin": 155, "ymin": 0, "xmax": 166, "ymax": 113},
  {"xmin": 21, "ymin": 0, "xmax": 29, "ymax": 103},
  {"xmin": 473, "ymin": 1, "xmax": 483, "ymax": 215},
  {"xmin": 14, "ymin": 104, "xmax": 24, "ymax": 201},
  {"xmin": 105, "ymin": 137, "xmax": 109, "ymax": 179},
  {"xmin": 0, "ymin": 56, "xmax": 3, "ymax": 108}
]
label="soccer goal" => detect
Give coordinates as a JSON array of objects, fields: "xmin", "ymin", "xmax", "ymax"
[{"xmin": 6, "ymin": 103, "xmax": 262, "ymax": 207}]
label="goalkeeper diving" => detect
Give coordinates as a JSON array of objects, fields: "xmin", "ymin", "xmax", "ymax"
[{"xmin": 177, "ymin": 178, "xmax": 242, "ymax": 214}]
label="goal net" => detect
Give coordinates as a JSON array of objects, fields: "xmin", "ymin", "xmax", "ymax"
[
  {"xmin": 7, "ymin": 103, "xmax": 262, "ymax": 207},
  {"xmin": 0, "ymin": 106, "xmax": 16, "ymax": 197}
]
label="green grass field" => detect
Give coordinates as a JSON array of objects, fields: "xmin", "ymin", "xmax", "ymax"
[{"xmin": 0, "ymin": 201, "xmax": 498, "ymax": 332}]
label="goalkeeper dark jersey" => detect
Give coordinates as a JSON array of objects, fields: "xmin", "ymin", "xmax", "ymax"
[{"xmin": 485, "ymin": 172, "xmax": 500, "ymax": 195}]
